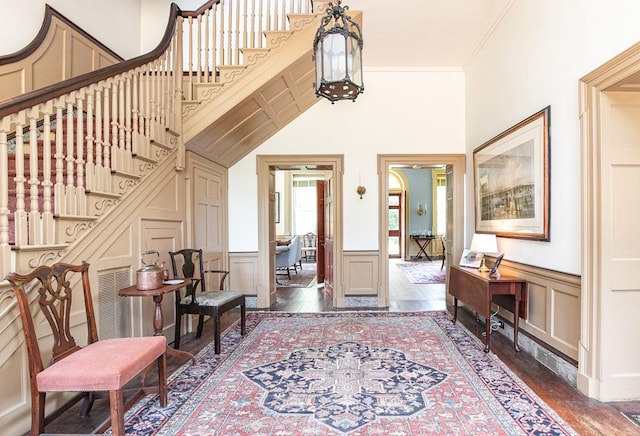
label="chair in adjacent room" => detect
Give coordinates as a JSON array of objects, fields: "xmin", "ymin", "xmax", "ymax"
[
  {"xmin": 275, "ymin": 235, "xmax": 299, "ymax": 279},
  {"xmin": 5, "ymin": 262, "xmax": 167, "ymax": 436},
  {"xmin": 168, "ymin": 248, "xmax": 246, "ymax": 354},
  {"xmin": 302, "ymin": 232, "xmax": 318, "ymax": 262}
]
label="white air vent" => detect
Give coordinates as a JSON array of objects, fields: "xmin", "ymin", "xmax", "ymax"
[{"xmin": 98, "ymin": 269, "xmax": 132, "ymax": 339}]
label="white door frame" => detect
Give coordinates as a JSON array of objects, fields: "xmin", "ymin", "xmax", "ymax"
[
  {"xmin": 377, "ymin": 154, "xmax": 466, "ymax": 307},
  {"xmin": 256, "ymin": 154, "xmax": 344, "ymax": 308}
]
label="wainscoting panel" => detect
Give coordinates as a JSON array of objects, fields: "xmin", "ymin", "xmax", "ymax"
[
  {"xmin": 343, "ymin": 252, "xmax": 379, "ymax": 296},
  {"xmin": 0, "ymin": 6, "xmax": 121, "ymax": 101},
  {"xmin": 494, "ymin": 259, "xmax": 580, "ymax": 361},
  {"xmin": 229, "ymin": 253, "xmax": 259, "ymax": 295}
]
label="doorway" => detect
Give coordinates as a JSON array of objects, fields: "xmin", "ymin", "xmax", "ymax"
[
  {"xmin": 377, "ymin": 154, "xmax": 465, "ymax": 308},
  {"xmin": 579, "ymin": 45, "xmax": 640, "ymax": 400},
  {"xmin": 256, "ymin": 155, "xmax": 344, "ymax": 309}
]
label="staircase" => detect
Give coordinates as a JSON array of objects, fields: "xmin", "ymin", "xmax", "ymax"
[{"xmin": 0, "ymin": 0, "xmax": 335, "ymax": 278}]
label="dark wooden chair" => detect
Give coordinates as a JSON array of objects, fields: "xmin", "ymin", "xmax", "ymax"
[
  {"xmin": 441, "ymin": 237, "xmax": 447, "ymax": 270},
  {"xmin": 5, "ymin": 261, "xmax": 167, "ymax": 436},
  {"xmin": 168, "ymin": 248, "xmax": 246, "ymax": 354}
]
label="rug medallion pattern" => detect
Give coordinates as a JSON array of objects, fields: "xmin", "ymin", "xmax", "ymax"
[
  {"xmin": 243, "ymin": 341, "xmax": 448, "ymax": 432},
  {"xmin": 115, "ymin": 312, "xmax": 577, "ymax": 435}
]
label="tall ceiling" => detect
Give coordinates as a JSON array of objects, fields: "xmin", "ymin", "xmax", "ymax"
[{"xmin": 343, "ymin": 0, "xmax": 514, "ymax": 68}]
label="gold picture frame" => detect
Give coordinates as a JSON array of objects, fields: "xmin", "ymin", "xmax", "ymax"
[{"xmin": 473, "ymin": 106, "xmax": 550, "ymax": 241}]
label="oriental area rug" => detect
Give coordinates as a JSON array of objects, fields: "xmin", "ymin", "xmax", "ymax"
[
  {"xmin": 114, "ymin": 312, "xmax": 576, "ymax": 435},
  {"xmin": 277, "ymin": 261, "xmax": 317, "ymax": 288},
  {"xmin": 396, "ymin": 261, "xmax": 446, "ymax": 284}
]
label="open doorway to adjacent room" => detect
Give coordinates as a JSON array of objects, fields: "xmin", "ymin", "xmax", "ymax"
[
  {"xmin": 378, "ymin": 154, "xmax": 466, "ymax": 310},
  {"xmin": 273, "ymin": 168, "xmax": 328, "ymax": 293},
  {"xmin": 256, "ymin": 154, "xmax": 344, "ymax": 309}
]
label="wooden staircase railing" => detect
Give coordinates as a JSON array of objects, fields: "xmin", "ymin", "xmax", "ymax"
[{"xmin": 0, "ymin": 0, "xmax": 316, "ymax": 277}]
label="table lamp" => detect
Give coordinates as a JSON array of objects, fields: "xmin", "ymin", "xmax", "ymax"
[{"xmin": 470, "ymin": 233, "xmax": 498, "ymax": 273}]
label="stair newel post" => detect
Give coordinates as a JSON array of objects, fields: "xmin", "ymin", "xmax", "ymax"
[
  {"xmin": 137, "ymin": 67, "xmax": 151, "ymax": 157},
  {"xmin": 0, "ymin": 116, "xmax": 11, "ymax": 276},
  {"xmin": 143, "ymin": 64, "xmax": 151, "ymax": 148},
  {"xmin": 95, "ymin": 85, "xmax": 103, "ymax": 178},
  {"xmin": 124, "ymin": 75, "xmax": 133, "ymax": 174},
  {"xmin": 65, "ymin": 92, "xmax": 77, "ymax": 215},
  {"xmin": 242, "ymin": 0, "xmax": 249, "ymax": 56},
  {"xmin": 226, "ymin": 0, "xmax": 233, "ymax": 65},
  {"xmin": 196, "ymin": 13, "xmax": 203, "ymax": 84},
  {"xmin": 186, "ymin": 15, "xmax": 194, "ymax": 100},
  {"xmin": 149, "ymin": 60, "xmax": 158, "ymax": 145},
  {"xmin": 132, "ymin": 71, "xmax": 140, "ymax": 157},
  {"xmin": 257, "ymin": 0, "xmax": 264, "ymax": 51},
  {"xmin": 27, "ymin": 107, "xmax": 42, "ymax": 245},
  {"xmin": 160, "ymin": 52, "xmax": 168, "ymax": 136},
  {"xmin": 41, "ymin": 101, "xmax": 54, "ymax": 245},
  {"xmin": 204, "ymin": 8, "xmax": 211, "ymax": 83},
  {"xmin": 75, "ymin": 92, "xmax": 86, "ymax": 216},
  {"xmin": 212, "ymin": 2, "xmax": 219, "ymax": 79},
  {"xmin": 85, "ymin": 86, "xmax": 95, "ymax": 193},
  {"xmin": 102, "ymin": 81, "xmax": 112, "ymax": 178},
  {"xmin": 12, "ymin": 110, "xmax": 27, "ymax": 247},
  {"xmin": 54, "ymin": 97, "xmax": 66, "ymax": 216},
  {"xmin": 110, "ymin": 81, "xmax": 119, "ymax": 173},
  {"xmin": 154, "ymin": 58, "xmax": 164, "ymax": 144},
  {"xmin": 117, "ymin": 78, "xmax": 127, "ymax": 174},
  {"xmin": 175, "ymin": 16, "xmax": 185, "ymax": 171}
]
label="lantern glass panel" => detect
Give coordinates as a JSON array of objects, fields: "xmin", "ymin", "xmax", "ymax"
[{"xmin": 322, "ymin": 33, "xmax": 348, "ymax": 82}]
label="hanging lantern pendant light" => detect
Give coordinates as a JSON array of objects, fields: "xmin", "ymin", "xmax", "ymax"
[{"xmin": 313, "ymin": 1, "xmax": 364, "ymax": 103}]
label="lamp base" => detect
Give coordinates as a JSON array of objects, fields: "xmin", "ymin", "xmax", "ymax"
[{"xmin": 478, "ymin": 257, "xmax": 490, "ymax": 273}]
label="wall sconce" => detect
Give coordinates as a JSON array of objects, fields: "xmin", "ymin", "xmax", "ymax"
[
  {"xmin": 416, "ymin": 203, "xmax": 426, "ymax": 216},
  {"xmin": 356, "ymin": 185, "xmax": 366, "ymax": 199}
]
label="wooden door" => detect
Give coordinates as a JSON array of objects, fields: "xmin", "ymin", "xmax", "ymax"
[
  {"xmin": 269, "ymin": 169, "xmax": 277, "ymax": 299},
  {"xmin": 388, "ymin": 192, "xmax": 402, "ymax": 258},
  {"xmin": 322, "ymin": 178, "xmax": 334, "ymax": 297},
  {"xmin": 316, "ymin": 180, "xmax": 326, "ymax": 283},
  {"xmin": 599, "ymin": 91, "xmax": 640, "ymax": 392}
]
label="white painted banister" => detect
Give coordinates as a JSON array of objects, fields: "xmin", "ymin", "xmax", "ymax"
[{"xmin": 0, "ymin": 0, "xmax": 315, "ymax": 277}]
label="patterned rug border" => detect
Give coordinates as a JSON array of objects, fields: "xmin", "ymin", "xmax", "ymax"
[
  {"xmin": 622, "ymin": 411, "xmax": 640, "ymax": 428},
  {"xmin": 116, "ymin": 311, "xmax": 577, "ymax": 435}
]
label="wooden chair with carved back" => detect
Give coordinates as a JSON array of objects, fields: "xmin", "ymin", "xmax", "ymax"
[
  {"xmin": 5, "ymin": 261, "xmax": 167, "ymax": 436},
  {"xmin": 169, "ymin": 248, "xmax": 246, "ymax": 354}
]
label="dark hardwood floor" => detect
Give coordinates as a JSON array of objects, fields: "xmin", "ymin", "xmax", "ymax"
[{"xmin": 39, "ymin": 260, "xmax": 640, "ymax": 435}]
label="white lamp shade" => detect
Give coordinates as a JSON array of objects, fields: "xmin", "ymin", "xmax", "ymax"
[{"xmin": 470, "ymin": 233, "xmax": 498, "ymax": 254}]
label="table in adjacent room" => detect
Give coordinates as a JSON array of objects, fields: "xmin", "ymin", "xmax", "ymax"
[{"xmin": 410, "ymin": 234, "xmax": 436, "ymax": 261}]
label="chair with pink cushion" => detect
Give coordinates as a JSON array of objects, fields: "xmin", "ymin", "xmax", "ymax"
[{"xmin": 5, "ymin": 261, "xmax": 168, "ymax": 436}]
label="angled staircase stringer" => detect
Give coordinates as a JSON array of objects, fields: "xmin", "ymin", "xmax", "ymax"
[
  {"xmin": 182, "ymin": 9, "xmax": 348, "ymax": 168},
  {"xmin": 8, "ymin": 149, "xmax": 185, "ymax": 278}
]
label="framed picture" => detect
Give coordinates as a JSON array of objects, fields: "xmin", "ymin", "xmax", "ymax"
[
  {"xmin": 473, "ymin": 106, "xmax": 550, "ymax": 241},
  {"xmin": 275, "ymin": 192, "xmax": 280, "ymax": 223}
]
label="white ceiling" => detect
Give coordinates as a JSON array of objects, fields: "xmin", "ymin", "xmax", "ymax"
[{"xmin": 343, "ymin": 0, "xmax": 514, "ymax": 68}]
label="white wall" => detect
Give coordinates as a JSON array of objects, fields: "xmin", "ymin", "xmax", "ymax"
[
  {"xmin": 0, "ymin": 0, "xmax": 203, "ymax": 59},
  {"xmin": 0, "ymin": 0, "xmax": 142, "ymax": 58},
  {"xmin": 228, "ymin": 68, "xmax": 466, "ymax": 252},
  {"xmin": 140, "ymin": 0, "xmax": 205, "ymax": 53},
  {"xmin": 465, "ymin": 0, "xmax": 640, "ymax": 275}
]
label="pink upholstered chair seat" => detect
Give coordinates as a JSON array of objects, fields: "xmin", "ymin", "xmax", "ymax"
[{"xmin": 37, "ymin": 336, "xmax": 166, "ymax": 392}]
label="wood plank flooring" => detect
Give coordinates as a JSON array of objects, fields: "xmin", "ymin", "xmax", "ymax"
[{"xmin": 38, "ymin": 259, "xmax": 640, "ymax": 435}]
